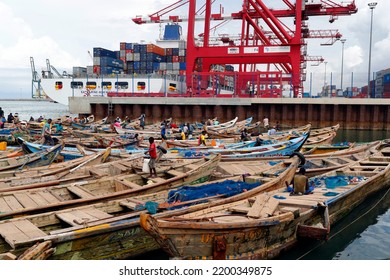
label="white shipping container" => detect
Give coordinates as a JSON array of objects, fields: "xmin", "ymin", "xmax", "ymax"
[
  {"xmin": 126, "ymin": 53, "xmax": 134, "ymax": 61},
  {"xmin": 172, "ymin": 62, "xmax": 180, "ymax": 70},
  {"xmin": 93, "ymin": 57, "xmax": 100, "ymax": 66},
  {"xmin": 159, "ymin": 62, "xmax": 167, "ymax": 70},
  {"xmin": 133, "ymin": 53, "xmax": 140, "ymax": 61}
]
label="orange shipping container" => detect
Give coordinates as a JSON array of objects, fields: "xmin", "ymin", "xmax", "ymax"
[{"xmin": 147, "ymin": 44, "xmax": 165, "ymax": 56}]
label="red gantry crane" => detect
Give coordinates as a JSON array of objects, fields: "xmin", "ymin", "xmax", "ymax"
[{"xmin": 133, "ymin": 0, "xmax": 357, "ymax": 98}]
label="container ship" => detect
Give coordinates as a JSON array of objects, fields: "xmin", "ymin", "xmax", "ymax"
[{"xmin": 39, "ymin": 25, "xmax": 195, "ymax": 106}]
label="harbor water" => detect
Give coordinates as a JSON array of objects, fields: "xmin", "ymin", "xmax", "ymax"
[{"xmin": 1, "ymin": 99, "xmax": 389, "ymax": 260}]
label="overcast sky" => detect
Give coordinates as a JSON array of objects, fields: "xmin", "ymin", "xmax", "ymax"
[{"xmin": 0, "ymin": 0, "xmax": 388, "ymax": 98}]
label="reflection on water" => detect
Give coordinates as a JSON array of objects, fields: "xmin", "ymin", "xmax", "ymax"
[
  {"xmin": 276, "ymin": 189, "xmax": 390, "ymax": 260},
  {"xmin": 333, "ymin": 129, "xmax": 390, "ymax": 143}
]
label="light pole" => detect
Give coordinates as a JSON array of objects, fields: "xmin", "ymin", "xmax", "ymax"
[
  {"xmin": 340, "ymin": 39, "xmax": 346, "ymax": 92},
  {"xmin": 367, "ymin": 2, "xmax": 377, "ymax": 98},
  {"xmin": 324, "ymin": 61, "xmax": 328, "ymax": 96}
]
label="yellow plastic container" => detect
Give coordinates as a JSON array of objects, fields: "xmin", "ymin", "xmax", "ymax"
[{"xmin": 0, "ymin": 141, "xmax": 7, "ymax": 151}]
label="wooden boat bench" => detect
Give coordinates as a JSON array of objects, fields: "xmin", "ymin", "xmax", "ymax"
[
  {"xmin": 55, "ymin": 207, "xmax": 112, "ymax": 227},
  {"xmin": 89, "ymin": 167, "xmax": 108, "ymax": 177},
  {"xmin": 114, "ymin": 179, "xmax": 142, "ymax": 191},
  {"xmin": 166, "ymin": 169, "xmax": 186, "ymax": 177},
  {"xmin": 67, "ymin": 185, "xmax": 95, "ymax": 198},
  {"xmin": 7, "ymin": 158, "xmax": 19, "ymax": 166},
  {"xmin": 0, "ymin": 219, "xmax": 47, "ymax": 248}
]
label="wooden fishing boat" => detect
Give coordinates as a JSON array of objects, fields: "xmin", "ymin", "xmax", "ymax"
[
  {"xmin": 205, "ymin": 117, "xmax": 238, "ymax": 132},
  {"xmin": 0, "ymin": 142, "xmax": 63, "ymax": 172},
  {"xmin": 214, "ymin": 143, "xmax": 380, "ymax": 179},
  {"xmin": 0, "ymin": 154, "xmax": 220, "ymax": 220},
  {"xmin": 300, "ymin": 142, "xmax": 354, "ymax": 155},
  {"xmin": 163, "ymin": 132, "xmax": 309, "ymax": 160},
  {"xmin": 213, "ymin": 132, "xmax": 310, "ymax": 159},
  {"xmin": 139, "ymin": 146, "xmax": 390, "ymax": 260},
  {"xmin": 0, "ymin": 153, "xmax": 300, "ymax": 259},
  {"xmin": 0, "ymin": 152, "xmax": 144, "ymax": 193},
  {"xmin": 309, "ymin": 123, "xmax": 340, "ymax": 137},
  {"xmin": 304, "ymin": 131, "xmax": 337, "ymax": 146}
]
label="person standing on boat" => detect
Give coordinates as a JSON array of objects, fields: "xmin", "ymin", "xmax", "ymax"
[
  {"xmin": 161, "ymin": 121, "xmax": 167, "ymax": 140},
  {"xmin": 139, "ymin": 113, "xmax": 146, "ymax": 130},
  {"xmin": 263, "ymin": 116, "xmax": 269, "ymax": 132},
  {"xmin": 146, "ymin": 137, "xmax": 158, "ymax": 178},
  {"xmin": 198, "ymin": 130, "xmax": 207, "ymax": 146},
  {"xmin": 42, "ymin": 118, "xmax": 54, "ymax": 145},
  {"xmin": 7, "ymin": 112, "xmax": 14, "ymax": 124},
  {"xmin": 291, "ymin": 167, "xmax": 309, "ymax": 195}
]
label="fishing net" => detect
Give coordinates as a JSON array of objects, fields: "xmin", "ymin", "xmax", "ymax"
[
  {"xmin": 309, "ymin": 175, "xmax": 366, "ymax": 189},
  {"xmin": 161, "ymin": 179, "xmax": 261, "ymax": 210}
]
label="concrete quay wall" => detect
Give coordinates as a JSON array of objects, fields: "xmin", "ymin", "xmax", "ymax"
[{"xmin": 69, "ymin": 97, "xmax": 390, "ymax": 130}]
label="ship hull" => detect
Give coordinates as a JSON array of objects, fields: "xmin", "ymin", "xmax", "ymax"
[{"xmin": 41, "ymin": 76, "xmax": 187, "ymax": 106}]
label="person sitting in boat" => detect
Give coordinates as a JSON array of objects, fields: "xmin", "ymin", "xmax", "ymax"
[
  {"xmin": 180, "ymin": 129, "xmax": 186, "ymax": 140},
  {"xmin": 253, "ymin": 136, "xmax": 264, "ymax": 147},
  {"xmin": 291, "ymin": 167, "xmax": 309, "ymax": 195},
  {"xmin": 113, "ymin": 119, "xmax": 121, "ymax": 128},
  {"xmin": 240, "ymin": 128, "xmax": 251, "ymax": 141},
  {"xmin": 268, "ymin": 126, "xmax": 277, "ymax": 135},
  {"xmin": 213, "ymin": 118, "xmax": 219, "ymax": 125},
  {"xmin": 53, "ymin": 122, "xmax": 64, "ymax": 134},
  {"xmin": 198, "ymin": 130, "xmax": 207, "ymax": 146},
  {"xmin": 41, "ymin": 118, "xmax": 54, "ymax": 145}
]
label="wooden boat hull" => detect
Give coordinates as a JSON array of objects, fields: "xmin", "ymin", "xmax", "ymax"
[{"xmin": 140, "ymin": 147, "xmax": 390, "ymax": 259}]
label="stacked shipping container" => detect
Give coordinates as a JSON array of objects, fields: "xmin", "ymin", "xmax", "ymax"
[{"xmin": 375, "ymin": 68, "xmax": 390, "ymax": 98}]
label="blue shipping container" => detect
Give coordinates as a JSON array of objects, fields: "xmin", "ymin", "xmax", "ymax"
[
  {"xmin": 93, "ymin": 47, "xmax": 117, "ymax": 59},
  {"xmin": 384, "ymin": 73, "xmax": 390, "ymax": 83},
  {"xmin": 179, "ymin": 62, "xmax": 186, "ymax": 70}
]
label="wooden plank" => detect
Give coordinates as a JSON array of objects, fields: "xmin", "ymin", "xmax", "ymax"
[
  {"xmin": 0, "ymin": 222, "xmax": 29, "ymax": 248},
  {"xmin": 83, "ymin": 208, "xmax": 113, "ymax": 220},
  {"xmin": 26, "ymin": 192, "xmax": 51, "ymax": 206},
  {"xmin": 149, "ymin": 177, "xmax": 166, "ymax": 184},
  {"xmin": 110, "ymin": 163, "xmax": 129, "ymax": 172},
  {"xmin": 37, "ymin": 190, "xmax": 60, "ymax": 204},
  {"xmin": 3, "ymin": 195, "xmax": 24, "ymax": 211},
  {"xmin": 49, "ymin": 211, "xmax": 146, "ymax": 235},
  {"xmin": 0, "ymin": 197, "xmax": 12, "ymax": 212},
  {"xmin": 89, "ymin": 167, "xmax": 107, "ymax": 177},
  {"xmin": 247, "ymin": 194, "xmax": 269, "ymax": 218},
  {"xmin": 257, "ymin": 197, "xmax": 279, "ymax": 218},
  {"xmin": 14, "ymin": 193, "xmax": 39, "ymax": 208},
  {"xmin": 56, "ymin": 208, "xmax": 112, "ymax": 226},
  {"xmin": 67, "ymin": 185, "xmax": 94, "ymax": 198},
  {"xmin": 228, "ymin": 205, "xmax": 251, "ymax": 213},
  {"xmin": 115, "ymin": 179, "xmax": 142, "ymax": 190},
  {"xmin": 12, "ymin": 219, "xmax": 47, "ymax": 239},
  {"xmin": 0, "ymin": 219, "xmax": 47, "ymax": 247},
  {"xmin": 167, "ymin": 170, "xmax": 186, "ymax": 177},
  {"xmin": 7, "ymin": 158, "xmax": 19, "ymax": 166}
]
